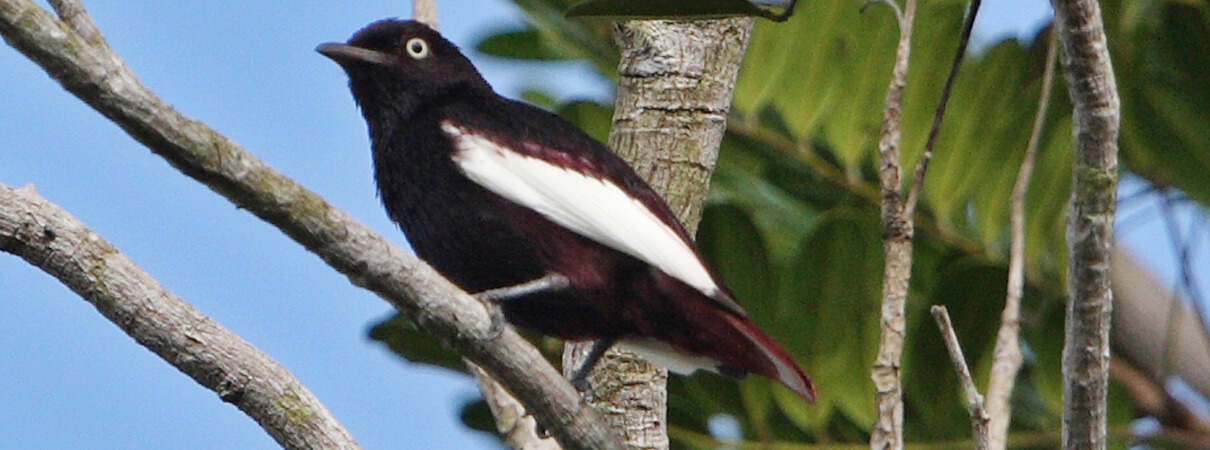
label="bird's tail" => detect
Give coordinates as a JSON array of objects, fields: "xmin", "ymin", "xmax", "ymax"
[
  {"xmin": 625, "ymin": 272, "xmax": 817, "ymax": 403},
  {"xmin": 717, "ymin": 312, "xmax": 817, "ymax": 403}
]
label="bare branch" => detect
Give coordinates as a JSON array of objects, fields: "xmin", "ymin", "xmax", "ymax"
[
  {"xmin": 0, "ymin": 184, "xmax": 359, "ymax": 450},
  {"xmin": 0, "ymin": 2, "xmax": 621, "ymax": 448},
  {"xmin": 986, "ymin": 30, "xmax": 1058, "ymax": 450},
  {"xmin": 412, "ymin": 0, "xmax": 438, "ymax": 30},
  {"xmin": 930, "ymin": 306, "xmax": 990, "ymax": 450},
  {"xmin": 470, "ymin": 363, "xmax": 563, "ymax": 450},
  {"xmin": 871, "ymin": 1, "xmax": 917, "ymax": 449},
  {"xmin": 1052, "ymin": 0, "xmax": 1121, "ymax": 447},
  {"xmin": 904, "ymin": 0, "xmax": 982, "ymax": 214}
]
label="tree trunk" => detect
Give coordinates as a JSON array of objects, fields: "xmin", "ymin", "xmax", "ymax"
[{"xmin": 563, "ymin": 17, "xmax": 754, "ymax": 449}]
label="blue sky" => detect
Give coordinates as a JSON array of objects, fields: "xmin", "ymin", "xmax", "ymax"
[{"xmin": 8, "ymin": 1, "xmax": 1182, "ymax": 449}]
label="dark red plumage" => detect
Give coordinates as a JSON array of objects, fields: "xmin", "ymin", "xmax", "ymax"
[{"xmin": 320, "ymin": 19, "xmax": 816, "ymax": 403}]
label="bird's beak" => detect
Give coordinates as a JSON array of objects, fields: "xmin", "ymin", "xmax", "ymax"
[{"xmin": 317, "ymin": 43, "xmax": 391, "ymax": 66}]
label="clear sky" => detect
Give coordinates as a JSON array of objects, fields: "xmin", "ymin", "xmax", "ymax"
[{"xmin": 11, "ymin": 1, "xmax": 1196, "ymax": 449}]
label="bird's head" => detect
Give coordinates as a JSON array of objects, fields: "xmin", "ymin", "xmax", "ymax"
[{"xmin": 319, "ymin": 20, "xmax": 488, "ymax": 122}]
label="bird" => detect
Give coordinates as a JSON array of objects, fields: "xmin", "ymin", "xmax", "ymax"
[{"xmin": 319, "ymin": 19, "xmax": 816, "ymax": 403}]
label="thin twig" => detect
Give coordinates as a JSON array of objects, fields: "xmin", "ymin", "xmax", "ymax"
[
  {"xmin": 871, "ymin": 1, "xmax": 917, "ymax": 449},
  {"xmin": 861, "ymin": 0, "xmax": 903, "ymax": 23},
  {"xmin": 986, "ymin": 30, "xmax": 1057, "ymax": 450},
  {"xmin": 0, "ymin": 2, "xmax": 621, "ymax": 449},
  {"xmin": 904, "ymin": 0, "xmax": 983, "ymax": 215},
  {"xmin": 930, "ymin": 306, "xmax": 990, "ymax": 450},
  {"xmin": 0, "ymin": 184, "xmax": 360, "ymax": 450}
]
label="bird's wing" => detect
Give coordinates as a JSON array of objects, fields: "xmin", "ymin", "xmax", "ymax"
[{"xmin": 443, "ymin": 120, "xmax": 742, "ymax": 312}]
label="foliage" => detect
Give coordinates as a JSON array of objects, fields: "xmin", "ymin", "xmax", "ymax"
[{"xmin": 371, "ymin": 0, "xmax": 1210, "ymax": 446}]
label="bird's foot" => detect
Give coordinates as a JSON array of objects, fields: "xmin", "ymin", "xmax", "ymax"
[
  {"xmin": 567, "ymin": 338, "xmax": 617, "ymax": 391},
  {"xmin": 472, "ymin": 273, "xmax": 570, "ymax": 340},
  {"xmin": 469, "ymin": 296, "xmax": 507, "ymax": 340}
]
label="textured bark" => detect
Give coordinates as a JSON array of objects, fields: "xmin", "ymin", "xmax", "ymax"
[
  {"xmin": 562, "ymin": 18, "xmax": 753, "ymax": 450},
  {"xmin": 1052, "ymin": 0, "xmax": 1121, "ymax": 448},
  {"xmin": 0, "ymin": 2, "xmax": 621, "ymax": 449},
  {"xmin": 871, "ymin": 2, "xmax": 916, "ymax": 449},
  {"xmin": 0, "ymin": 184, "xmax": 359, "ymax": 450}
]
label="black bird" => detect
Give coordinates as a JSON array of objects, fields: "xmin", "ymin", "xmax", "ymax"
[{"xmin": 319, "ymin": 19, "xmax": 816, "ymax": 403}]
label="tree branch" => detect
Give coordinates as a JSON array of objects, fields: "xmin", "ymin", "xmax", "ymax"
[
  {"xmin": 0, "ymin": 184, "xmax": 359, "ymax": 450},
  {"xmin": 0, "ymin": 2, "xmax": 621, "ymax": 449},
  {"xmin": 563, "ymin": 18, "xmax": 754, "ymax": 449},
  {"xmin": 904, "ymin": 0, "xmax": 981, "ymax": 214},
  {"xmin": 1051, "ymin": 0, "xmax": 1121, "ymax": 447},
  {"xmin": 470, "ymin": 363, "xmax": 562, "ymax": 450},
  {"xmin": 412, "ymin": 0, "xmax": 438, "ymax": 30},
  {"xmin": 871, "ymin": 1, "xmax": 916, "ymax": 449},
  {"xmin": 986, "ymin": 29, "xmax": 1058, "ymax": 450},
  {"xmin": 930, "ymin": 306, "xmax": 990, "ymax": 450}
]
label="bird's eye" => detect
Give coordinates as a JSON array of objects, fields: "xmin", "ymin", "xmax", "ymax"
[{"xmin": 405, "ymin": 37, "xmax": 430, "ymax": 59}]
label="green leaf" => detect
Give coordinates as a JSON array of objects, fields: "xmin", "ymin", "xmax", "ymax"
[
  {"xmin": 368, "ymin": 314, "xmax": 467, "ymax": 374},
  {"xmin": 555, "ymin": 100, "xmax": 614, "ymax": 143},
  {"xmin": 458, "ymin": 398, "xmax": 498, "ymax": 435},
  {"xmin": 490, "ymin": 0, "xmax": 1210, "ymax": 443},
  {"xmin": 476, "ymin": 28, "xmax": 576, "ymax": 61},
  {"xmin": 774, "ymin": 208, "xmax": 881, "ymax": 433},
  {"xmin": 698, "ymin": 203, "xmax": 777, "ymax": 319}
]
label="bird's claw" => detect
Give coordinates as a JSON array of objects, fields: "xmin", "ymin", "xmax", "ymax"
[{"xmin": 473, "ymin": 293, "xmax": 507, "ymax": 340}]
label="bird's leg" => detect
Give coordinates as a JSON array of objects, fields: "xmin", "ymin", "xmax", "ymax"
[
  {"xmin": 472, "ymin": 273, "xmax": 570, "ymax": 339},
  {"xmin": 567, "ymin": 337, "xmax": 617, "ymax": 391}
]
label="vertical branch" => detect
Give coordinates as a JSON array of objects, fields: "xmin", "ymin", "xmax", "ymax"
[
  {"xmin": 986, "ymin": 30, "xmax": 1058, "ymax": 450},
  {"xmin": 1052, "ymin": 0, "xmax": 1121, "ymax": 447},
  {"xmin": 412, "ymin": 0, "xmax": 438, "ymax": 30},
  {"xmin": 563, "ymin": 18, "xmax": 754, "ymax": 450},
  {"xmin": 871, "ymin": 1, "xmax": 917, "ymax": 449}
]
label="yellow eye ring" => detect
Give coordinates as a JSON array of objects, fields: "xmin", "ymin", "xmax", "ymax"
[{"xmin": 405, "ymin": 37, "xmax": 430, "ymax": 59}]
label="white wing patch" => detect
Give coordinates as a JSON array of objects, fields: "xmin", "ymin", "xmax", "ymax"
[
  {"xmin": 618, "ymin": 338, "xmax": 716, "ymax": 375},
  {"xmin": 442, "ymin": 122, "xmax": 720, "ymax": 298}
]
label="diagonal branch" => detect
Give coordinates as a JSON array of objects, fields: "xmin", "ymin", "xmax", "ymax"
[
  {"xmin": 0, "ymin": 184, "xmax": 360, "ymax": 450},
  {"xmin": 0, "ymin": 1, "xmax": 621, "ymax": 449},
  {"xmin": 904, "ymin": 0, "xmax": 982, "ymax": 214},
  {"xmin": 930, "ymin": 306, "xmax": 990, "ymax": 450}
]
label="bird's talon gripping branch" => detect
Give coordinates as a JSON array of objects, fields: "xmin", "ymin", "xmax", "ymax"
[
  {"xmin": 567, "ymin": 338, "xmax": 617, "ymax": 390},
  {"xmin": 475, "ymin": 296, "xmax": 507, "ymax": 340}
]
